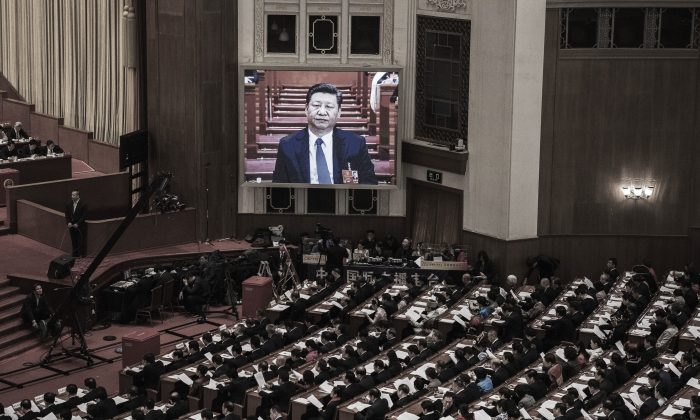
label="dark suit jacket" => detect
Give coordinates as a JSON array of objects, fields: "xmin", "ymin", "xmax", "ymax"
[
  {"xmin": 272, "ymin": 128, "xmax": 378, "ymax": 185},
  {"xmin": 164, "ymin": 400, "xmax": 189, "ymax": 420},
  {"xmin": 144, "ymin": 409, "xmax": 165, "ymax": 420},
  {"xmin": 322, "ymin": 398, "xmax": 342, "ymax": 420},
  {"xmin": 0, "ymin": 146, "xmax": 18, "ymax": 160},
  {"xmin": 65, "ymin": 200, "xmax": 87, "ymax": 225},
  {"xmin": 271, "ymin": 381, "xmax": 300, "ymax": 407},
  {"xmin": 356, "ymin": 398, "xmax": 389, "ymax": 420},
  {"xmin": 9, "ymin": 128, "xmax": 29, "ymax": 140},
  {"xmin": 636, "ymin": 397, "xmax": 659, "ymax": 419}
]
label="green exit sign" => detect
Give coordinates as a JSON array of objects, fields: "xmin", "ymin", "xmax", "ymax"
[{"xmin": 427, "ymin": 170, "xmax": 442, "ymax": 184}]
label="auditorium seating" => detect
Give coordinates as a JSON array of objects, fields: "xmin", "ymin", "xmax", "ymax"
[{"xmin": 4, "ymin": 252, "xmax": 700, "ymax": 420}]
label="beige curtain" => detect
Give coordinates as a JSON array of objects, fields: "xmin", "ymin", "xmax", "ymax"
[{"xmin": 0, "ymin": 0, "xmax": 139, "ymax": 144}]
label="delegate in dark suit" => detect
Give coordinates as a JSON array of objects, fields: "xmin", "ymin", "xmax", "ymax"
[
  {"xmin": 355, "ymin": 397, "xmax": 389, "ymax": 420},
  {"xmin": 272, "ymin": 128, "xmax": 377, "ymax": 184},
  {"xmin": 65, "ymin": 191, "xmax": 87, "ymax": 257}
]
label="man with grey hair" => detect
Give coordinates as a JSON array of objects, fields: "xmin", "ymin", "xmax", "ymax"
[
  {"xmin": 505, "ymin": 274, "xmax": 519, "ymax": 290},
  {"xmin": 11, "ymin": 121, "xmax": 29, "ymax": 140}
]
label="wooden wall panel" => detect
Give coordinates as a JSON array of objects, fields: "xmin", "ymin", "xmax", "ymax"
[
  {"xmin": 87, "ymin": 140, "xmax": 120, "ymax": 174},
  {"xmin": 146, "ymin": 0, "xmax": 237, "ymax": 241},
  {"xmin": 29, "ymin": 112, "xmax": 62, "ymax": 142},
  {"xmin": 57, "ymin": 126, "xmax": 92, "ymax": 162},
  {"xmin": 461, "ymin": 230, "xmax": 688, "ymax": 286},
  {"xmin": 6, "ymin": 172, "xmax": 131, "ymax": 231},
  {"xmin": 3, "ymin": 99, "xmax": 34, "ymax": 132},
  {"xmin": 539, "ymin": 12, "xmax": 698, "ymax": 236},
  {"xmin": 237, "ymin": 214, "xmax": 406, "ymax": 245}
]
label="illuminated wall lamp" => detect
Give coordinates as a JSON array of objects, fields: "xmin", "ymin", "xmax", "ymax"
[{"xmin": 621, "ymin": 185, "xmax": 654, "ymax": 200}]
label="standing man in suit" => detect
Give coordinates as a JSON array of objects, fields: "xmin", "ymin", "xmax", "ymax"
[
  {"xmin": 272, "ymin": 83, "xmax": 377, "ymax": 184},
  {"xmin": 65, "ymin": 190, "xmax": 87, "ymax": 257}
]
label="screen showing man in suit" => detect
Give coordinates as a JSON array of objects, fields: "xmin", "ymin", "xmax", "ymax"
[{"xmin": 242, "ymin": 70, "xmax": 399, "ymax": 186}]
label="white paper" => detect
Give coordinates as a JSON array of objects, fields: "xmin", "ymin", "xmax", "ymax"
[
  {"xmin": 204, "ymin": 379, "xmax": 220, "ymax": 390},
  {"xmin": 77, "ymin": 404, "xmax": 88, "ymax": 413},
  {"xmin": 627, "ymin": 392, "xmax": 643, "ymax": 407},
  {"xmin": 254, "ymin": 372, "xmax": 266, "ymax": 388},
  {"xmin": 688, "ymin": 377, "xmax": 700, "ymax": 390},
  {"xmin": 307, "ymin": 394, "xmax": 324, "ymax": 409},
  {"xmin": 112, "ymin": 396, "xmax": 128, "ymax": 405},
  {"xmin": 453, "ymin": 316, "xmax": 466, "ymax": 327},
  {"xmin": 519, "ymin": 408, "xmax": 532, "ymax": 419},
  {"xmin": 348, "ymin": 401, "xmax": 371, "ymax": 412},
  {"xmin": 459, "ymin": 306, "xmax": 472, "ymax": 320},
  {"xmin": 667, "ymin": 362, "xmax": 682, "ymax": 378},
  {"xmin": 662, "ymin": 406, "xmax": 686, "ymax": 416},
  {"xmin": 676, "ymin": 398, "xmax": 692, "ymax": 408},
  {"xmin": 381, "ymin": 393, "xmax": 393, "ymax": 409},
  {"xmin": 396, "ymin": 412, "xmax": 420, "ymax": 420},
  {"xmin": 615, "ymin": 341, "xmax": 626, "ymax": 355},
  {"xmin": 592, "ymin": 325, "xmax": 606, "ymax": 339},
  {"xmin": 241, "ymin": 343, "xmax": 253, "ymax": 352},
  {"xmin": 537, "ymin": 407, "xmax": 555, "ymax": 420},
  {"xmin": 204, "ymin": 352, "xmax": 213, "ymax": 361},
  {"xmin": 177, "ymin": 373, "xmax": 194, "ymax": 386},
  {"xmin": 541, "ymin": 400, "xmax": 557, "ymax": 410},
  {"xmin": 473, "ymin": 410, "xmax": 491, "ymax": 420},
  {"xmin": 319, "ymin": 381, "xmax": 334, "ymax": 394}
]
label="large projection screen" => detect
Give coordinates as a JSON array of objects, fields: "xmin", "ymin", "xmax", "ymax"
[{"xmin": 239, "ymin": 67, "xmax": 401, "ymax": 189}]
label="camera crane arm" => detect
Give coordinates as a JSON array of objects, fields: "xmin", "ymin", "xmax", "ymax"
[
  {"xmin": 76, "ymin": 173, "xmax": 172, "ymax": 293},
  {"xmin": 43, "ymin": 173, "xmax": 172, "ymax": 367}
]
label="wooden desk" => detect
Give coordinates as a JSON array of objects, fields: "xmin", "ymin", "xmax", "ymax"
[
  {"xmin": 466, "ymin": 345, "xmax": 568, "ymax": 416},
  {"xmin": 265, "ymin": 280, "xmax": 345, "ymax": 323},
  {"xmin": 527, "ymin": 350, "xmax": 617, "ymax": 418},
  {"xmin": 626, "ymin": 274, "xmax": 682, "ymax": 346},
  {"xmin": 678, "ymin": 307, "xmax": 700, "ymax": 352},
  {"xmin": 0, "ymin": 154, "xmax": 72, "ymax": 184},
  {"xmin": 201, "ymin": 326, "xmax": 335, "ymax": 412},
  {"xmin": 586, "ymin": 352, "xmax": 679, "ymax": 417},
  {"xmin": 649, "ymin": 383, "xmax": 700, "ymax": 419},
  {"xmin": 347, "ymin": 282, "xmax": 405, "ymax": 335},
  {"xmin": 287, "ymin": 335, "xmax": 427, "ymax": 420},
  {"xmin": 577, "ymin": 272, "xmax": 634, "ymax": 344},
  {"xmin": 120, "ymin": 326, "xmax": 231, "ymax": 394},
  {"xmin": 391, "ymin": 283, "xmax": 456, "ymax": 336},
  {"xmin": 530, "ymin": 278, "xmax": 589, "ymax": 331},
  {"xmin": 383, "ymin": 339, "xmax": 510, "ymax": 420},
  {"xmin": 436, "ymin": 284, "xmax": 534, "ymax": 337}
]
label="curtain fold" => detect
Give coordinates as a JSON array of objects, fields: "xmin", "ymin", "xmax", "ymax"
[{"xmin": 0, "ymin": 0, "xmax": 139, "ymax": 144}]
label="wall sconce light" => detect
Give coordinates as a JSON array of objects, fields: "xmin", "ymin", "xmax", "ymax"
[{"xmin": 621, "ymin": 183, "xmax": 654, "ymax": 200}]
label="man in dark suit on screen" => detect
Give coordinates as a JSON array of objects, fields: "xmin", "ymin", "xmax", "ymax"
[
  {"xmin": 65, "ymin": 189, "xmax": 87, "ymax": 257},
  {"xmin": 272, "ymin": 83, "xmax": 377, "ymax": 184}
]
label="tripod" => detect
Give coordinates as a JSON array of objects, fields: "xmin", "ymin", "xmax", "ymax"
[
  {"xmin": 274, "ymin": 245, "xmax": 300, "ymax": 299},
  {"xmin": 41, "ymin": 288, "xmax": 109, "ymax": 369}
]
